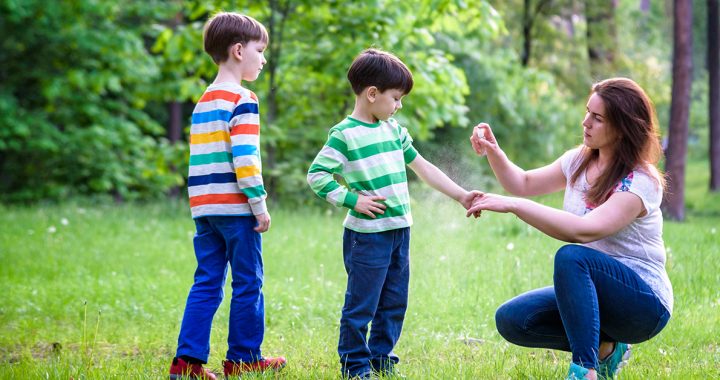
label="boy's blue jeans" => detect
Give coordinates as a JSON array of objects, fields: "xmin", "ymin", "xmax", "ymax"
[
  {"xmin": 176, "ymin": 216, "xmax": 264, "ymax": 363},
  {"xmin": 339, "ymin": 227, "xmax": 410, "ymax": 377},
  {"xmin": 495, "ymin": 244, "xmax": 670, "ymax": 369}
]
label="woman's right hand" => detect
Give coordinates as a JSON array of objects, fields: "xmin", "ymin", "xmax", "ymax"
[{"xmin": 469, "ymin": 123, "xmax": 499, "ymax": 157}]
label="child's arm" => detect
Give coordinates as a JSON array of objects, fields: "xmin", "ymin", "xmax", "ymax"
[
  {"xmin": 407, "ymin": 154, "xmax": 480, "ymax": 210},
  {"xmin": 230, "ymin": 92, "xmax": 268, "ymax": 219},
  {"xmin": 307, "ymin": 130, "xmax": 387, "ymax": 218}
]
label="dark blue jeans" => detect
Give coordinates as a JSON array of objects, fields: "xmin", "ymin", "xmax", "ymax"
[
  {"xmin": 339, "ymin": 227, "xmax": 410, "ymax": 377},
  {"xmin": 495, "ymin": 244, "xmax": 670, "ymax": 369},
  {"xmin": 176, "ymin": 216, "xmax": 264, "ymax": 363}
]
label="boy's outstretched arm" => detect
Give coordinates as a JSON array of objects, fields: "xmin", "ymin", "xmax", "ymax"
[{"xmin": 407, "ymin": 154, "xmax": 482, "ymax": 210}]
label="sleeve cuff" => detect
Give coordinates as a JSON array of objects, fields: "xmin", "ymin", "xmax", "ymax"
[
  {"xmin": 249, "ymin": 199, "xmax": 268, "ymax": 216},
  {"xmin": 342, "ymin": 192, "xmax": 358, "ymax": 209}
]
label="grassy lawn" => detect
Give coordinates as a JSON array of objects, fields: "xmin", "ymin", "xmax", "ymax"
[{"xmin": 1, "ymin": 160, "xmax": 718, "ymax": 379}]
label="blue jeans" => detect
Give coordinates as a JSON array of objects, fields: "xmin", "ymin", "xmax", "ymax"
[
  {"xmin": 339, "ymin": 227, "xmax": 410, "ymax": 377},
  {"xmin": 176, "ymin": 216, "xmax": 264, "ymax": 363},
  {"xmin": 495, "ymin": 244, "xmax": 670, "ymax": 369}
]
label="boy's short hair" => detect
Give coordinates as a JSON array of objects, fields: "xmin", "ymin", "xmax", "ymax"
[
  {"xmin": 347, "ymin": 48, "xmax": 414, "ymax": 95},
  {"xmin": 203, "ymin": 12, "xmax": 269, "ymax": 64}
]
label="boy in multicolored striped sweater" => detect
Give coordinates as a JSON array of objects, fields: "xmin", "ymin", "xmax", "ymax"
[
  {"xmin": 307, "ymin": 48, "xmax": 482, "ymax": 379},
  {"xmin": 169, "ymin": 12, "xmax": 285, "ymax": 380}
]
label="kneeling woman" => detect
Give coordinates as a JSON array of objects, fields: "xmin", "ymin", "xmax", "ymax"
[{"xmin": 467, "ymin": 78, "xmax": 672, "ymax": 380}]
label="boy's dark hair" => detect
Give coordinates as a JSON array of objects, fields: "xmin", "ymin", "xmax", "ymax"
[
  {"xmin": 347, "ymin": 48, "xmax": 414, "ymax": 95},
  {"xmin": 203, "ymin": 12, "xmax": 269, "ymax": 64}
]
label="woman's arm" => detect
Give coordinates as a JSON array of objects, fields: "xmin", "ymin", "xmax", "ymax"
[
  {"xmin": 466, "ymin": 191, "xmax": 645, "ymax": 243},
  {"xmin": 470, "ymin": 124, "xmax": 566, "ymax": 197}
]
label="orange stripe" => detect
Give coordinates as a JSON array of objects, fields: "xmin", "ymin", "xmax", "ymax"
[
  {"xmin": 190, "ymin": 193, "xmax": 248, "ymax": 207},
  {"xmin": 198, "ymin": 90, "xmax": 242, "ymax": 104},
  {"xmin": 249, "ymin": 92, "xmax": 258, "ymax": 102},
  {"xmin": 231, "ymin": 124, "xmax": 260, "ymax": 136}
]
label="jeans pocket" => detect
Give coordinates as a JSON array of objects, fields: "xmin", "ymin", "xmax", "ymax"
[{"xmin": 351, "ymin": 232, "xmax": 389, "ymax": 268}]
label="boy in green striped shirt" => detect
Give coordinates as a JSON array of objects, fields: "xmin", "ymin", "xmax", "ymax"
[{"xmin": 307, "ymin": 48, "xmax": 481, "ymax": 379}]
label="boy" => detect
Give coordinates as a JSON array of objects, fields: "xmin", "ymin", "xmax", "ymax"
[
  {"xmin": 169, "ymin": 12, "xmax": 285, "ymax": 380},
  {"xmin": 307, "ymin": 48, "xmax": 480, "ymax": 379}
]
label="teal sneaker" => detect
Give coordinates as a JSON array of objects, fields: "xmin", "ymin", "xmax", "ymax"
[
  {"xmin": 598, "ymin": 342, "xmax": 631, "ymax": 379},
  {"xmin": 566, "ymin": 363, "xmax": 589, "ymax": 380}
]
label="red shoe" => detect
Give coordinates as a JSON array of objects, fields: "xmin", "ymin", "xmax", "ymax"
[
  {"xmin": 169, "ymin": 357, "xmax": 217, "ymax": 380},
  {"xmin": 223, "ymin": 356, "xmax": 287, "ymax": 376}
]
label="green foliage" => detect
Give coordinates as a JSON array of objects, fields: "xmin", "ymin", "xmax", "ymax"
[{"xmin": 0, "ymin": 0, "xmax": 183, "ymax": 201}]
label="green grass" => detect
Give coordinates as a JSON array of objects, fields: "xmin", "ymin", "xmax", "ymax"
[{"xmin": 1, "ymin": 160, "xmax": 718, "ymax": 379}]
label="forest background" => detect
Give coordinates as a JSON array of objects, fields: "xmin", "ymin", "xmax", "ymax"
[{"xmin": 1, "ymin": 0, "xmax": 717, "ymax": 213}]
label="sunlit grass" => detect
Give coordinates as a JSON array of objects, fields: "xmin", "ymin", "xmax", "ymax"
[{"xmin": 1, "ymin": 161, "xmax": 718, "ymax": 379}]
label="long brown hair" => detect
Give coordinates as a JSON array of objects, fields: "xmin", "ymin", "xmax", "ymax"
[{"xmin": 570, "ymin": 78, "xmax": 665, "ymax": 205}]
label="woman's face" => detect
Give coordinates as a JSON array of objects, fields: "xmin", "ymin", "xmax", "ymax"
[{"xmin": 582, "ymin": 93, "xmax": 618, "ymax": 151}]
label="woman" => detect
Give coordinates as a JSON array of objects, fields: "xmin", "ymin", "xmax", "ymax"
[{"xmin": 467, "ymin": 78, "xmax": 672, "ymax": 380}]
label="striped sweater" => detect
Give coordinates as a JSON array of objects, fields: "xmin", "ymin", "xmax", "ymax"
[
  {"xmin": 188, "ymin": 82, "xmax": 267, "ymax": 218},
  {"xmin": 307, "ymin": 116, "xmax": 418, "ymax": 233}
]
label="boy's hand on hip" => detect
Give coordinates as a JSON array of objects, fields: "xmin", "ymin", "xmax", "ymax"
[
  {"xmin": 254, "ymin": 212, "xmax": 271, "ymax": 233},
  {"xmin": 354, "ymin": 195, "xmax": 387, "ymax": 219}
]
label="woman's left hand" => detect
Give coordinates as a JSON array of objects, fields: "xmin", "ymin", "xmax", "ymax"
[{"xmin": 465, "ymin": 193, "xmax": 518, "ymax": 217}]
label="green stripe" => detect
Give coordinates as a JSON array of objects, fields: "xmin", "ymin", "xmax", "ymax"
[
  {"xmin": 345, "ymin": 132, "xmax": 396, "ymax": 151},
  {"xmin": 309, "ymin": 155, "xmax": 342, "ymax": 174},
  {"xmin": 190, "ymin": 152, "xmax": 233, "ymax": 166},
  {"xmin": 349, "ymin": 202, "xmax": 410, "ymax": 220},
  {"xmin": 345, "ymin": 159, "xmax": 406, "ymax": 183},
  {"xmin": 346, "ymin": 140, "xmax": 401, "ymax": 162},
  {"xmin": 404, "ymin": 147, "xmax": 418, "ymax": 164},
  {"xmin": 317, "ymin": 181, "xmax": 341, "ymax": 199},
  {"xmin": 326, "ymin": 135, "xmax": 347, "ymax": 154},
  {"xmin": 241, "ymin": 185, "xmax": 266, "ymax": 198},
  {"xmin": 347, "ymin": 172, "xmax": 407, "ymax": 191}
]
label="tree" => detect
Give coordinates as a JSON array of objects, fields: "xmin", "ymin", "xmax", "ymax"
[
  {"xmin": 709, "ymin": 0, "xmax": 720, "ymax": 191},
  {"xmin": 586, "ymin": 0, "xmax": 618, "ymax": 78},
  {"xmin": 520, "ymin": 0, "xmax": 552, "ymax": 66},
  {"xmin": 663, "ymin": 0, "xmax": 693, "ymax": 221}
]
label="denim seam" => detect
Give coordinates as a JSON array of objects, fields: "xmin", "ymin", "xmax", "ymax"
[{"xmin": 522, "ymin": 306, "xmax": 568, "ymax": 339}]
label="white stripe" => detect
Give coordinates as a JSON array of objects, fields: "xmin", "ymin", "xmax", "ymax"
[
  {"xmin": 344, "ymin": 150, "xmax": 405, "ymax": 174},
  {"xmin": 191, "ymin": 204, "xmax": 253, "ymax": 218},
  {"xmin": 343, "ymin": 214, "xmax": 413, "ymax": 233},
  {"xmin": 191, "ymin": 120, "xmax": 230, "ymax": 134},
  {"xmin": 231, "ymin": 113, "xmax": 259, "ymax": 125},
  {"xmin": 194, "ymin": 99, "xmax": 235, "ymax": 113},
  {"xmin": 230, "ymin": 134, "xmax": 259, "ymax": 146},
  {"xmin": 188, "ymin": 162, "xmax": 234, "ymax": 177},
  {"xmin": 190, "ymin": 141, "xmax": 231, "ymax": 155},
  {"xmin": 326, "ymin": 187, "xmax": 347, "ymax": 207},
  {"xmin": 188, "ymin": 183, "xmax": 241, "ymax": 197}
]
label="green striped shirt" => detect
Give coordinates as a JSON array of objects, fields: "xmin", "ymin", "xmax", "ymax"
[{"xmin": 307, "ymin": 116, "xmax": 418, "ymax": 233}]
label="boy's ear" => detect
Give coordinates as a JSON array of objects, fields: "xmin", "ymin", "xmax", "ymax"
[
  {"xmin": 366, "ymin": 86, "xmax": 378, "ymax": 103},
  {"xmin": 229, "ymin": 43, "xmax": 243, "ymax": 60}
]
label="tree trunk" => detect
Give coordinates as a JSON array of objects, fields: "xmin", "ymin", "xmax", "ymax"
[
  {"xmin": 520, "ymin": 0, "xmax": 551, "ymax": 67},
  {"xmin": 586, "ymin": 0, "xmax": 618, "ymax": 79},
  {"xmin": 663, "ymin": 0, "xmax": 693, "ymax": 220},
  {"xmin": 709, "ymin": 0, "xmax": 720, "ymax": 191},
  {"xmin": 168, "ymin": 102, "xmax": 182, "ymax": 142}
]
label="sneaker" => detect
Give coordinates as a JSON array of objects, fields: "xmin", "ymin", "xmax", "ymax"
[
  {"xmin": 169, "ymin": 357, "xmax": 217, "ymax": 380},
  {"xmin": 598, "ymin": 343, "xmax": 632, "ymax": 379},
  {"xmin": 223, "ymin": 356, "xmax": 287, "ymax": 376},
  {"xmin": 565, "ymin": 363, "xmax": 589, "ymax": 380}
]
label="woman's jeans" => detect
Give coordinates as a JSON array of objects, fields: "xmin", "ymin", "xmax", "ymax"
[
  {"xmin": 176, "ymin": 216, "xmax": 264, "ymax": 363},
  {"xmin": 338, "ymin": 227, "xmax": 410, "ymax": 377},
  {"xmin": 496, "ymin": 244, "xmax": 670, "ymax": 369}
]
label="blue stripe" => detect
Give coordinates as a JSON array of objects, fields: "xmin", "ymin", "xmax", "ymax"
[
  {"xmin": 188, "ymin": 172, "xmax": 236, "ymax": 187},
  {"xmin": 232, "ymin": 103, "xmax": 259, "ymax": 119},
  {"xmin": 192, "ymin": 110, "xmax": 232, "ymax": 124},
  {"xmin": 232, "ymin": 145, "xmax": 258, "ymax": 156}
]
